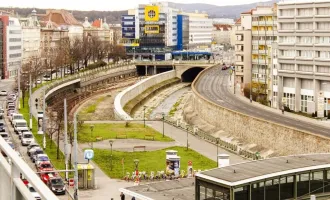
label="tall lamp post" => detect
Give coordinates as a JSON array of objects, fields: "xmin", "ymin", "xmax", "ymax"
[
  {"xmin": 109, "ymin": 140, "xmax": 114, "ymax": 171},
  {"xmin": 143, "ymin": 106, "xmax": 147, "ymax": 128},
  {"xmin": 186, "ymin": 124, "xmax": 189, "ymax": 150},
  {"xmin": 216, "ymin": 138, "xmax": 220, "ymax": 167},
  {"xmin": 162, "ymin": 112, "xmax": 165, "ymax": 137},
  {"xmin": 90, "ymin": 125, "xmax": 94, "ymax": 149}
]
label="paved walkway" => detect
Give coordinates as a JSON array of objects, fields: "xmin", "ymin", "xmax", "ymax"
[{"xmin": 84, "ymin": 120, "xmax": 246, "ymax": 165}]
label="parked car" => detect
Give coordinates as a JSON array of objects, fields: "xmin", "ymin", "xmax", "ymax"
[
  {"xmin": 43, "ymin": 75, "xmax": 51, "ymax": 81},
  {"xmin": 7, "ymin": 109, "xmax": 15, "ymax": 117},
  {"xmin": 27, "ymin": 143, "xmax": 39, "ymax": 155},
  {"xmin": 31, "ymin": 148, "xmax": 44, "ymax": 163},
  {"xmin": 14, "ymin": 119, "xmax": 27, "ymax": 134},
  {"xmin": 0, "ymin": 132, "xmax": 10, "ymax": 142},
  {"xmin": 47, "ymin": 176, "xmax": 66, "ymax": 195},
  {"xmin": 18, "ymin": 128, "xmax": 30, "ymax": 139},
  {"xmin": 0, "ymin": 90, "xmax": 7, "ymax": 96},
  {"xmin": 37, "ymin": 161, "xmax": 54, "ymax": 172},
  {"xmin": 11, "ymin": 113, "xmax": 24, "ymax": 125},
  {"xmin": 21, "ymin": 132, "xmax": 34, "ymax": 146},
  {"xmin": 35, "ymin": 154, "xmax": 49, "ymax": 167},
  {"xmin": 40, "ymin": 172, "xmax": 57, "ymax": 184},
  {"xmin": 26, "ymin": 184, "xmax": 41, "ymax": 200},
  {"xmin": 36, "ymin": 79, "xmax": 42, "ymax": 84},
  {"xmin": 0, "ymin": 120, "xmax": 5, "ymax": 132},
  {"xmin": 7, "ymin": 104, "xmax": 15, "ymax": 111},
  {"xmin": 28, "ymin": 146, "xmax": 41, "ymax": 157},
  {"xmin": 0, "ymin": 108, "xmax": 4, "ymax": 119}
]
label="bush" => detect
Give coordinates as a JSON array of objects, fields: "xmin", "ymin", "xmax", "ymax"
[{"xmin": 86, "ymin": 60, "xmax": 107, "ymax": 70}]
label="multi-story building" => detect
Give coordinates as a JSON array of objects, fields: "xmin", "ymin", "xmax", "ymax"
[
  {"xmin": 20, "ymin": 9, "xmax": 40, "ymax": 63},
  {"xmin": 251, "ymin": 6, "xmax": 277, "ymax": 103},
  {"xmin": 212, "ymin": 24, "xmax": 233, "ymax": 45},
  {"xmin": 234, "ymin": 11, "xmax": 252, "ymax": 89},
  {"xmin": 187, "ymin": 16, "xmax": 213, "ymax": 50},
  {"xmin": 0, "ymin": 15, "xmax": 23, "ymax": 79},
  {"xmin": 109, "ymin": 24, "xmax": 122, "ymax": 45},
  {"xmin": 276, "ymin": 0, "xmax": 330, "ymax": 117},
  {"xmin": 83, "ymin": 17, "xmax": 112, "ymax": 44}
]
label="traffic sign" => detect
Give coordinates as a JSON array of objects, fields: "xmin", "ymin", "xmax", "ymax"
[
  {"xmin": 69, "ymin": 178, "xmax": 74, "ymax": 187},
  {"xmin": 84, "ymin": 149, "xmax": 94, "ymax": 160},
  {"xmin": 188, "ymin": 160, "xmax": 192, "ymax": 166}
]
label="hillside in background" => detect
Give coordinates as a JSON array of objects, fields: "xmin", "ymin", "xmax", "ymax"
[
  {"xmin": 0, "ymin": 7, "xmax": 126, "ymax": 23},
  {"xmin": 0, "ymin": 0, "xmax": 279, "ymax": 23}
]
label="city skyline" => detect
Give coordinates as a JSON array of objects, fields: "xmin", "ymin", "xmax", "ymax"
[{"xmin": 0, "ymin": 0, "xmax": 272, "ymax": 11}]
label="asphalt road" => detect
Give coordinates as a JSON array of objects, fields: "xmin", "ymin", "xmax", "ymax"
[{"xmin": 195, "ymin": 65, "xmax": 330, "ymax": 137}]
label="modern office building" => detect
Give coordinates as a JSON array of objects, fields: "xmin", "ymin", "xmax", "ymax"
[
  {"xmin": 234, "ymin": 11, "xmax": 252, "ymax": 89},
  {"xmin": 187, "ymin": 16, "xmax": 213, "ymax": 50},
  {"xmin": 277, "ymin": 0, "xmax": 330, "ymax": 117},
  {"xmin": 0, "ymin": 15, "xmax": 23, "ymax": 79},
  {"xmin": 212, "ymin": 24, "xmax": 233, "ymax": 45},
  {"xmin": 196, "ymin": 153, "xmax": 330, "ymax": 200},
  {"xmin": 251, "ymin": 5, "xmax": 277, "ymax": 103},
  {"xmin": 20, "ymin": 9, "xmax": 41, "ymax": 63}
]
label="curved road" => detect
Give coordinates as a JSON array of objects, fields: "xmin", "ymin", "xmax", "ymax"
[{"xmin": 195, "ymin": 65, "xmax": 330, "ymax": 137}]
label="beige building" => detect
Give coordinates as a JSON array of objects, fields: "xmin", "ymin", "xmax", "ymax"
[
  {"xmin": 234, "ymin": 11, "xmax": 252, "ymax": 89},
  {"xmin": 251, "ymin": 6, "xmax": 277, "ymax": 103},
  {"xmin": 276, "ymin": 0, "xmax": 330, "ymax": 117},
  {"xmin": 83, "ymin": 17, "xmax": 112, "ymax": 44},
  {"xmin": 212, "ymin": 24, "xmax": 233, "ymax": 45}
]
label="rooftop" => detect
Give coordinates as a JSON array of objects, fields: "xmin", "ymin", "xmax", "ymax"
[{"xmin": 198, "ymin": 153, "xmax": 330, "ymax": 187}]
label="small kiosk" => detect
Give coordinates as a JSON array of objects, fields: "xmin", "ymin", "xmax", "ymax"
[
  {"xmin": 165, "ymin": 150, "xmax": 181, "ymax": 176},
  {"xmin": 77, "ymin": 163, "xmax": 95, "ymax": 189}
]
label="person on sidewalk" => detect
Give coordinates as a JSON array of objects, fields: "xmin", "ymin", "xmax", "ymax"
[
  {"xmin": 282, "ymin": 105, "xmax": 285, "ymax": 114},
  {"xmin": 120, "ymin": 192, "xmax": 125, "ymax": 200},
  {"xmin": 131, "ymin": 197, "xmax": 136, "ymax": 200}
]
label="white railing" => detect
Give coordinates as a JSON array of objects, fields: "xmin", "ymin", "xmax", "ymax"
[{"xmin": 0, "ymin": 137, "xmax": 59, "ymax": 200}]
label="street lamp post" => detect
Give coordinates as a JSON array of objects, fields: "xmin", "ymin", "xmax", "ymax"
[
  {"xmin": 134, "ymin": 159, "xmax": 139, "ymax": 184},
  {"xmin": 90, "ymin": 125, "xmax": 94, "ymax": 149},
  {"xmin": 216, "ymin": 138, "xmax": 220, "ymax": 167},
  {"xmin": 143, "ymin": 106, "xmax": 147, "ymax": 128},
  {"xmin": 109, "ymin": 140, "xmax": 114, "ymax": 171},
  {"xmin": 162, "ymin": 112, "xmax": 165, "ymax": 137}
]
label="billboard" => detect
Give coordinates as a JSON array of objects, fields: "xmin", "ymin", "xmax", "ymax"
[
  {"xmin": 145, "ymin": 25, "xmax": 159, "ymax": 34},
  {"xmin": 145, "ymin": 6, "xmax": 159, "ymax": 22}
]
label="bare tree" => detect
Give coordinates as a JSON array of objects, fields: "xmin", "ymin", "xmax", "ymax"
[{"xmin": 81, "ymin": 35, "xmax": 92, "ymax": 69}]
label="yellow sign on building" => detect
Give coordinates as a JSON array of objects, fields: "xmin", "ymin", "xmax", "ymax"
[
  {"xmin": 145, "ymin": 6, "xmax": 159, "ymax": 21},
  {"xmin": 145, "ymin": 25, "xmax": 159, "ymax": 34}
]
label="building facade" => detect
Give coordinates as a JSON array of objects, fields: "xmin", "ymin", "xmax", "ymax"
[
  {"xmin": 188, "ymin": 16, "xmax": 213, "ymax": 50},
  {"xmin": 277, "ymin": 1, "xmax": 330, "ymax": 117},
  {"xmin": 20, "ymin": 9, "xmax": 41, "ymax": 63},
  {"xmin": 212, "ymin": 24, "xmax": 233, "ymax": 45},
  {"xmin": 251, "ymin": 6, "xmax": 277, "ymax": 103}
]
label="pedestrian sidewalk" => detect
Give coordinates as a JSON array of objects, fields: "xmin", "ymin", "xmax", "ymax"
[{"xmin": 229, "ymin": 76, "xmax": 330, "ymax": 129}]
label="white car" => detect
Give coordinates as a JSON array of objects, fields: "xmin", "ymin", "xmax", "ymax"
[
  {"xmin": 0, "ymin": 90, "xmax": 7, "ymax": 96},
  {"xmin": 0, "ymin": 132, "xmax": 10, "ymax": 142},
  {"xmin": 11, "ymin": 113, "xmax": 24, "ymax": 125},
  {"xmin": 14, "ymin": 119, "xmax": 27, "ymax": 134},
  {"xmin": 36, "ymin": 79, "xmax": 42, "ymax": 84},
  {"xmin": 43, "ymin": 75, "xmax": 51, "ymax": 81},
  {"xmin": 26, "ymin": 184, "xmax": 41, "ymax": 200},
  {"xmin": 35, "ymin": 154, "xmax": 49, "ymax": 167},
  {"xmin": 19, "ymin": 129, "xmax": 30, "ymax": 139},
  {"xmin": 21, "ymin": 132, "xmax": 34, "ymax": 146}
]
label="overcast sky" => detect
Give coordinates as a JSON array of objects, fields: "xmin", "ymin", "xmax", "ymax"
[{"xmin": 0, "ymin": 0, "xmax": 271, "ymax": 11}]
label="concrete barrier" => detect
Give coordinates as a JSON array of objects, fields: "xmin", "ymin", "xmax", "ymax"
[
  {"xmin": 191, "ymin": 66, "xmax": 330, "ymax": 157},
  {"xmin": 114, "ymin": 70, "xmax": 176, "ymax": 120}
]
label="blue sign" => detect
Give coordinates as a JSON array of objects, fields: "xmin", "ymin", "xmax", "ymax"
[{"xmin": 84, "ymin": 149, "xmax": 94, "ymax": 160}]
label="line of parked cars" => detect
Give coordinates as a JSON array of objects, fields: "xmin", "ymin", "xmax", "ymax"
[{"xmin": 0, "ymin": 91, "xmax": 66, "ymax": 197}]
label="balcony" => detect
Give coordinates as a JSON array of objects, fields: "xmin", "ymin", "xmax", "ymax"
[
  {"xmin": 278, "ymin": 42, "xmax": 295, "ymax": 46},
  {"xmin": 252, "ymin": 21, "xmax": 276, "ymax": 26},
  {"xmin": 236, "ymin": 40, "xmax": 244, "ymax": 45},
  {"xmin": 252, "ymin": 59, "xmax": 267, "ymax": 64},
  {"xmin": 252, "ymin": 50, "xmax": 267, "ymax": 55},
  {"xmin": 252, "ymin": 30, "xmax": 276, "ymax": 35},
  {"xmin": 278, "ymin": 56, "xmax": 295, "ymax": 60},
  {"xmin": 315, "ymin": 57, "xmax": 330, "ymax": 62}
]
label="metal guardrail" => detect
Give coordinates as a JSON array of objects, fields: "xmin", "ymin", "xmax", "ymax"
[
  {"xmin": 135, "ymin": 60, "xmax": 222, "ymax": 65},
  {"xmin": 0, "ymin": 137, "xmax": 59, "ymax": 200}
]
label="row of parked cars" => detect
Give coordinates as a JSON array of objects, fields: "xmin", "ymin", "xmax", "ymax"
[{"xmin": 0, "ymin": 91, "xmax": 66, "ymax": 198}]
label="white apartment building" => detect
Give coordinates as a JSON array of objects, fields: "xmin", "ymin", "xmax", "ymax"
[
  {"xmin": 20, "ymin": 9, "xmax": 40, "ymax": 63},
  {"xmin": 7, "ymin": 17, "xmax": 23, "ymax": 78},
  {"xmin": 212, "ymin": 24, "xmax": 233, "ymax": 45},
  {"xmin": 188, "ymin": 17, "xmax": 213, "ymax": 50},
  {"xmin": 234, "ymin": 11, "xmax": 252, "ymax": 88},
  {"xmin": 277, "ymin": 0, "xmax": 330, "ymax": 117},
  {"xmin": 156, "ymin": 2, "xmax": 178, "ymax": 47}
]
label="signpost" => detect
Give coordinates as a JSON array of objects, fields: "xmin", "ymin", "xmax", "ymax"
[{"xmin": 84, "ymin": 149, "xmax": 94, "ymax": 163}]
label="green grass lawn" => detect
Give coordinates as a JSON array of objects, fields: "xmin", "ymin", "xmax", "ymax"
[
  {"xmin": 92, "ymin": 146, "xmax": 217, "ymax": 179},
  {"xmin": 78, "ymin": 123, "xmax": 173, "ymax": 142},
  {"xmin": 80, "ymin": 96, "xmax": 105, "ymax": 114},
  {"xmin": 20, "ymin": 97, "xmax": 68, "ymax": 177}
]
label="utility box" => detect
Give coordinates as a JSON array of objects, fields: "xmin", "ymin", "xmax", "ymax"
[
  {"xmin": 166, "ymin": 150, "xmax": 181, "ymax": 176},
  {"xmin": 77, "ymin": 163, "xmax": 95, "ymax": 189}
]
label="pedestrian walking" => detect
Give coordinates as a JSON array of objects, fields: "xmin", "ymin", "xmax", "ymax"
[
  {"xmin": 132, "ymin": 197, "xmax": 136, "ymax": 200},
  {"xmin": 120, "ymin": 192, "xmax": 125, "ymax": 200},
  {"xmin": 282, "ymin": 105, "xmax": 285, "ymax": 114}
]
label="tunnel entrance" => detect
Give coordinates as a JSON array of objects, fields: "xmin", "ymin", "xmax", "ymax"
[
  {"xmin": 181, "ymin": 67, "xmax": 204, "ymax": 82},
  {"xmin": 136, "ymin": 65, "xmax": 173, "ymax": 76}
]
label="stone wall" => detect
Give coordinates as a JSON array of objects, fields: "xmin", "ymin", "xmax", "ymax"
[
  {"xmin": 114, "ymin": 70, "xmax": 176, "ymax": 120},
  {"xmin": 191, "ymin": 68, "xmax": 330, "ymax": 156}
]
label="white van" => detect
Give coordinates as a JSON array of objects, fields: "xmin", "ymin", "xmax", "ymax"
[
  {"xmin": 21, "ymin": 132, "xmax": 34, "ymax": 146},
  {"xmin": 14, "ymin": 119, "xmax": 27, "ymax": 134},
  {"xmin": 11, "ymin": 114, "xmax": 24, "ymax": 126}
]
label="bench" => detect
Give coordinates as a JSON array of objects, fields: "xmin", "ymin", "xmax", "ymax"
[
  {"xmin": 144, "ymin": 134, "xmax": 155, "ymax": 140},
  {"xmin": 116, "ymin": 134, "xmax": 127, "ymax": 139},
  {"xmin": 133, "ymin": 146, "xmax": 146, "ymax": 152}
]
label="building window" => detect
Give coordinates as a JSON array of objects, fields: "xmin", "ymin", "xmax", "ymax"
[
  {"xmin": 283, "ymin": 93, "xmax": 295, "ymax": 110},
  {"xmin": 316, "ymin": 36, "xmax": 330, "ymax": 44},
  {"xmin": 280, "ymin": 9, "xmax": 294, "ymax": 17},
  {"xmin": 298, "ymin": 36, "xmax": 313, "ymax": 44},
  {"xmin": 9, "ymin": 30, "xmax": 21, "ymax": 34},
  {"xmin": 9, "ymin": 38, "xmax": 21, "ymax": 42},
  {"xmin": 273, "ymin": 76, "xmax": 278, "ymax": 86},
  {"xmin": 317, "ymin": 65, "xmax": 330, "ymax": 73},
  {"xmin": 298, "ymin": 23, "xmax": 313, "ymax": 30},
  {"xmin": 298, "ymin": 65, "xmax": 313, "ymax": 72},
  {"xmin": 299, "ymin": 50, "xmax": 314, "ymax": 58},
  {"xmin": 318, "ymin": 51, "xmax": 330, "ymax": 59},
  {"xmin": 281, "ymin": 64, "xmax": 295, "ymax": 71},
  {"xmin": 9, "ymin": 53, "xmax": 22, "ymax": 58},
  {"xmin": 9, "ymin": 45, "xmax": 21, "ymax": 50},
  {"xmin": 298, "ymin": 8, "xmax": 314, "ymax": 16},
  {"xmin": 317, "ymin": 22, "xmax": 330, "ymax": 30},
  {"xmin": 281, "ymin": 50, "xmax": 295, "ymax": 57},
  {"xmin": 301, "ymin": 95, "xmax": 314, "ymax": 112},
  {"xmin": 279, "ymin": 36, "xmax": 295, "ymax": 43},
  {"xmin": 317, "ymin": 7, "xmax": 330, "ymax": 15},
  {"xmin": 280, "ymin": 23, "xmax": 294, "ymax": 30},
  {"xmin": 273, "ymin": 91, "xmax": 278, "ymax": 109}
]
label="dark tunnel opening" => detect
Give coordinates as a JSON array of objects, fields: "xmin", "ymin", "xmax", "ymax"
[
  {"xmin": 181, "ymin": 67, "xmax": 204, "ymax": 82},
  {"xmin": 136, "ymin": 65, "xmax": 173, "ymax": 76}
]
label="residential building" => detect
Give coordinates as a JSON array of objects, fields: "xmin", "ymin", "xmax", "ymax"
[
  {"xmin": 251, "ymin": 5, "xmax": 277, "ymax": 103},
  {"xmin": 109, "ymin": 24, "xmax": 122, "ymax": 45},
  {"xmin": 83, "ymin": 17, "xmax": 112, "ymax": 44},
  {"xmin": 0, "ymin": 15, "xmax": 23, "ymax": 79},
  {"xmin": 20, "ymin": 9, "xmax": 41, "ymax": 63},
  {"xmin": 212, "ymin": 24, "xmax": 233, "ymax": 45},
  {"xmin": 277, "ymin": 0, "xmax": 330, "ymax": 117},
  {"xmin": 234, "ymin": 11, "xmax": 252, "ymax": 91},
  {"xmin": 39, "ymin": 9, "xmax": 83, "ymax": 40}
]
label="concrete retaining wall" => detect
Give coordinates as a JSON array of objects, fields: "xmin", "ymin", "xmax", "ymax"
[
  {"xmin": 191, "ymin": 67, "xmax": 330, "ymax": 156},
  {"xmin": 114, "ymin": 70, "xmax": 176, "ymax": 120}
]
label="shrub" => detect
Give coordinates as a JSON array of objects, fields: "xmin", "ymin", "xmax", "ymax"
[{"xmin": 86, "ymin": 60, "xmax": 107, "ymax": 70}]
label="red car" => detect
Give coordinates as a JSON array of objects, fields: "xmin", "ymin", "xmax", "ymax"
[
  {"xmin": 37, "ymin": 161, "xmax": 54, "ymax": 172},
  {"xmin": 40, "ymin": 172, "xmax": 57, "ymax": 184}
]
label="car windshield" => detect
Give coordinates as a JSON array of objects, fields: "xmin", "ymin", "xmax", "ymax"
[
  {"xmin": 17, "ymin": 123, "xmax": 27, "ymax": 127},
  {"xmin": 15, "ymin": 116, "xmax": 23, "ymax": 119},
  {"xmin": 35, "ymin": 150, "xmax": 43, "ymax": 154},
  {"xmin": 29, "ymin": 187, "xmax": 36, "ymax": 193},
  {"xmin": 23, "ymin": 134, "xmax": 33, "ymax": 138},
  {"xmin": 0, "ymin": 134, "xmax": 8, "ymax": 138},
  {"xmin": 39, "ymin": 156, "xmax": 49, "ymax": 161},
  {"xmin": 41, "ymin": 164, "xmax": 52, "ymax": 168},
  {"xmin": 51, "ymin": 178, "xmax": 63, "ymax": 186}
]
